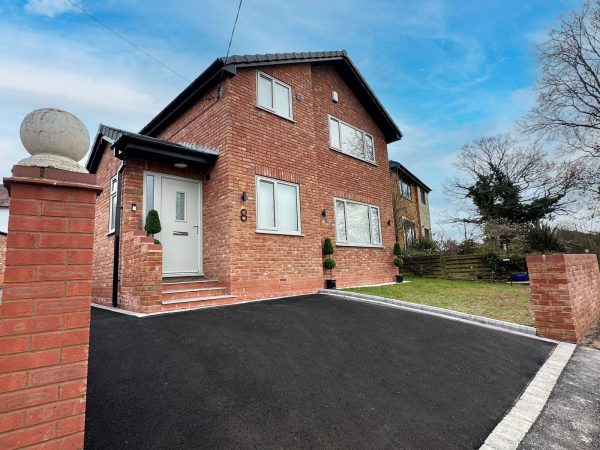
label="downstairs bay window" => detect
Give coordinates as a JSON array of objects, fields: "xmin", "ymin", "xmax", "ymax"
[
  {"xmin": 256, "ymin": 176, "xmax": 301, "ymax": 235},
  {"xmin": 335, "ymin": 198, "xmax": 382, "ymax": 247}
]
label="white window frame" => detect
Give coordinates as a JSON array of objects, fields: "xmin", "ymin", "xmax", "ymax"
[
  {"xmin": 256, "ymin": 71, "xmax": 293, "ymax": 120},
  {"xmin": 108, "ymin": 175, "xmax": 118, "ymax": 234},
  {"xmin": 334, "ymin": 197, "xmax": 383, "ymax": 248},
  {"xmin": 328, "ymin": 115, "xmax": 376, "ymax": 164},
  {"xmin": 255, "ymin": 176, "xmax": 302, "ymax": 236},
  {"xmin": 400, "ymin": 179, "xmax": 412, "ymax": 200}
]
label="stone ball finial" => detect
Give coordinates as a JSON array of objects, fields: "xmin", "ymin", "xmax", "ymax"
[{"xmin": 18, "ymin": 108, "xmax": 90, "ymax": 173}]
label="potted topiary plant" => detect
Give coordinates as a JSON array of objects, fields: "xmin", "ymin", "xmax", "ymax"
[
  {"xmin": 323, "ymin": 237, "xmax": 337, "ymax": 289},
  {"xmin": 393, "ymin": 242, "xmax": 404, "ymax": 283},
  {"xmin": 144, "ymin": 209, "xmax": 162, "ymax": 245}
]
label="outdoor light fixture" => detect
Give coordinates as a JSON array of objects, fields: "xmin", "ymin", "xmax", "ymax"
[
  {"xmin": 332, "ymin": 91, "xmax": 339, "ymax": 103},
  {"xmin": 241, "ymin": 192, "xmax": 248, "ymax": 202},
  {"xmin": 131, "ymin": 203, "xmax": 137, "ymax": 212},
  {"xmin": 321, "ymin": 209, "xmax": 327, "ymax": 218},
  {"xmin": 174, "ymin": 162, "xmax": 188, "ymax": 168},
  {"xmin": 387, "ymin": 219, "xmax": 391, "ymax": 226}
]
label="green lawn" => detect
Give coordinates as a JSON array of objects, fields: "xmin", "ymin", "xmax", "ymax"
[{"xmin": 345, "ymin": 278, "xmax": 534, "ymax": 326}]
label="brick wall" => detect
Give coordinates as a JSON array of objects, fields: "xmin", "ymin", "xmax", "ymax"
[
  {"xmin": 527, "ymin": 254, "xmax": 600, "ymax": 342},
  {"xmin": 0, "ymin": 166, "xmax": 98, "ymax": 449},
  {"xmin": 0, "ymin": 233, "xmax": 6, "ymax": 285},
  {"xmin": 119, "ymin": 230, "xmax": 162, "ymax": 312}
]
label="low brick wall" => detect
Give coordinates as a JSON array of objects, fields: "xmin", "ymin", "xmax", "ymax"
[
  {"xmin": 0, "ymin": 232, "xmax": 6, "ymax": 285},
  {"xmin": 118, "ymin": 230, "xmax": 163, "ymax": 313},
  {"xmin": 527, "ymin": 254, "xmax": 600, "ymax": 342}
]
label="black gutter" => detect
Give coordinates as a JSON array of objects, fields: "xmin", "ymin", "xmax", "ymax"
[{"xmin": 111, "ymin": 158, "xmax": 126, "ymax": 307}]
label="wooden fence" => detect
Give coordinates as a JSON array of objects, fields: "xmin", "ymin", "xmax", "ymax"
[{"xmin": 403, "ymin": 254, "xmax": 493, "ymax": 280}]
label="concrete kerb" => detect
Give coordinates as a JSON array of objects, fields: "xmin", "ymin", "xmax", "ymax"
[
  {"xmin": 319, "ymin": 288, "xmax": 543, "ymax": 340},
  {"xmin": 480, "ymin": 342, "xmax": 576, "ymax": 450}
]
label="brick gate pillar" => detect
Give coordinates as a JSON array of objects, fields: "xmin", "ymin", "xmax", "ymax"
[
  {"xmin": 527, "ymin": 254, "xmax": 600, "ymax": 343},
  {"xmin": 0, "ymin": 109, "xmax": 99, "ymax": 449}
]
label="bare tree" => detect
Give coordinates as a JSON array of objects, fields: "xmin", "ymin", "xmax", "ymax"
[
  {"xmin": 445, "ymin": 134, "xmax": 580, "ymax": 223},
  {"xmin": 523, "ymin": 1, "xmax": 600, "ymax": 158}
]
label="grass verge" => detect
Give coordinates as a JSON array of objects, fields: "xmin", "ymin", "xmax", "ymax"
[{"xmin": 345, "ymin": 277, "xmax": 533, "ymax": 326}]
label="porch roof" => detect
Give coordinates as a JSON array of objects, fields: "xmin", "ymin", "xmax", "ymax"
[{"xmin": 86, "ymin": 124, "xmax": 219, "ymax": 173}]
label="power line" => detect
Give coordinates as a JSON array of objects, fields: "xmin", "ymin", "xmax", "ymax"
[
  {"xmin": 65, "ymin": 0, "xmax": 190, "ymax": 83},
  {"xmin": 167, "ymin": 0, "xmax": 244, "ymax": 140}
]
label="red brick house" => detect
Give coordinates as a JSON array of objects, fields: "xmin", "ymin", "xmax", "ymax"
[{"xmin": 87, "ymin": 51, "xmax": 403, "ymax": 313}]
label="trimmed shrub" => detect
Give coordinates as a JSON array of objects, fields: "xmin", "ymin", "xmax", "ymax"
[
  {"xmin": 393, "ymin": 242, "xmax": 403, "ymax": 257},
  {"xmin": 145, "ymin": 209, "xmax": 162, "ymax": 236},
  {"xmin": 323, "ymin": 237, "xmax": 335, "ymax": 256},
  {"xmin": 394, "ymin": 257, "xmax": 404, "ymax": 269},
  {"xmin": 324, "ymin": 258, "xmax": 337, "ymax": 271}
]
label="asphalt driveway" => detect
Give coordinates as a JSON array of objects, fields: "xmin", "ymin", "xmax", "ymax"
[{"xmin": 85, "ymin": 294, "xmax": 554, "ymax": 449}]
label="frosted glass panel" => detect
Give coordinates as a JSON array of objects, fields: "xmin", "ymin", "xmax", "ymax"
[
  {"xmin": 335, "ymin": 200, "xmax": 346, "ymax": 242},
  {"xmin": 340, "ymin": 123, "xmax": 365, "ymax": 159},
  {"xmin": 258, "ymin": 75, "xmax": 273, "ymax": 109},
  {"xmin": 145, "ymin": 174, "xmax": 154, "ymax": 214},
  {"xmin": 258, "ymin": 180, "xmax": 275, "ymax": 228},
  {"xmin": 277, "ymin": 184, "xmax": 298, "ymax": 232},
  {"xmin": 346, "ymin": 202, "xmax": 370, "ymax": 244},
  {"xmin": 273, "ymin": 82, "xmax": 290, "ymax": 118},
  {"xmin": 176, "ymin": 192, "xmax": 186, "ymax": 221},
  {"xmin": 370, "ymin": 207, "xmax": 381, "ymax": 244}
]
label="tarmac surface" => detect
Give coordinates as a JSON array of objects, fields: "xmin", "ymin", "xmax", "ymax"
[{"xmin": 85, "ymin": 294, "xmax": 554, "ymax": 449}]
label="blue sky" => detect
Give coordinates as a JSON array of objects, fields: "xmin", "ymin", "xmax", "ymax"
[{"xmin": 0, "ymin": 0, "xmax": 583, "ymax": 236}]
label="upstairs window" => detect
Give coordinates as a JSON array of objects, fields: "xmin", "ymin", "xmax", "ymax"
[
  {"xmin": 420, "ymin": 189, "xmax": 427, "ymax": 205},
  {"xmin": 400, "ymin": 179, "xmax": 412, "ymax": 200},
  {"xmin": 335, "ymin": 198, "xmax": 382, "ymax": 247},
  {"xmin": 328, "ymin": 116, "xmax": 375, "ymax": 164},
  {"xmin": 256, "ymin": 71, "xmax": 293, "ymax": 120}
]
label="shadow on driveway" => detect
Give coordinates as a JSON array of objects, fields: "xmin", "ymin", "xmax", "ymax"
[{"xmin": 85, "ymin": 294, "xmax": 554, "ymax": 449}]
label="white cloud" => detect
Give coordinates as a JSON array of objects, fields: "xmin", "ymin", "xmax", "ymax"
[{"xmin": 24, "ymin": 0, "xmax": 80, "ymax": 18}]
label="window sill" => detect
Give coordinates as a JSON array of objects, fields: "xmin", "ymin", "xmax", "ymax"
[
  {"xmin": 335, "ymin": 242, "xmax": 384, "ymax": 249},
  {"xmin": 106, "ymin": 231, "xmax": 115, "ymax": 236},
  {"xmin": 256, "ymin": 230, "xmax": 304, "ymax": 237},
  {"xmin": 256, "ymin": 105, "xmax": 295, "ymax": 123},
  {"xmin": 329, "ymin": 146, "xmax": 377, "ymax": 166}
]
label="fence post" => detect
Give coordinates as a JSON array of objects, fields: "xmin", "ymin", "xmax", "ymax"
[{"xmin": 0, "ymin": 109, "xmax": 99, "ymax": 449}]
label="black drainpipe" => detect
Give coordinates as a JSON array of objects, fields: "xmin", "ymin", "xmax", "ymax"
[{"xmin": 112, "ymin": 157, "xmax": 127, "ymax": 307}]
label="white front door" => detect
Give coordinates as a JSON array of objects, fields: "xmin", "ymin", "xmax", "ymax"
[{"xmin": 153, "ymin": 175, "xmax": 201, "ymax": 274}]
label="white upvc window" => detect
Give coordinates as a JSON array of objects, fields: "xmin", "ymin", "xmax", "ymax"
[
  {"xmin": 328, "ymin": 116, "xmax": 375, "ymax": 164},
  {"xmin": 256, "ymin": 176, "xmax": 301, "ymax": 235},
  {"xmin": 256, "ymin": 71, "xmax": 293, "ymax": 120},
  {"xmin": 334, "ymin": 198, "xmax": 382, "ymax": 247},
  {"xmin": 400, "ymin": 179, "xmax": 412, "ymax": 200},
  {"xmin": 108, "ymin": 175, "xmax": 118, "ymax": 234}
]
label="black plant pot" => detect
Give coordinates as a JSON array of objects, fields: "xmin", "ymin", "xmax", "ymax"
[
  {"xmin": 325, "ymin": 279, "xmax": 337, "ymax": 289},
  {"xmin": 396, "ymin": 275, "xmax": 404, "ymax": 283}
]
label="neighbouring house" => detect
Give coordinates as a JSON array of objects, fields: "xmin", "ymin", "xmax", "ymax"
[
  {"xmin": 0, "ymin": 185, "xmax": 8, "ymax": 285},
  {"xmin": 389, "ymin": 160, "xmax": 432, "ymax": 248},
  {"xmin": 87, "ymin": 51, "xmax": 403, "ymax": 313}
]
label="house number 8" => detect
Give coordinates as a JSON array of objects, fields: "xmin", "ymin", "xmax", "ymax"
[{"xmin": 240, "ymin": 209, "xmax": 248, "ymax": 222}]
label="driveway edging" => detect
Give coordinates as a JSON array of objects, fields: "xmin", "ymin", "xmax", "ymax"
[
  {"xmin": 480, "ymin": 342, "xmax": 576, "ymax": 450},
  {"xmin": 318, "ymin": 289, "xmax": 541, "ymax": 339}
]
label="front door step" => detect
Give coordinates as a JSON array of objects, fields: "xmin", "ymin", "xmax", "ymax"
[{"xmin": 161, "ymin": 294, "xmax": 236, "ymax": 305}]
